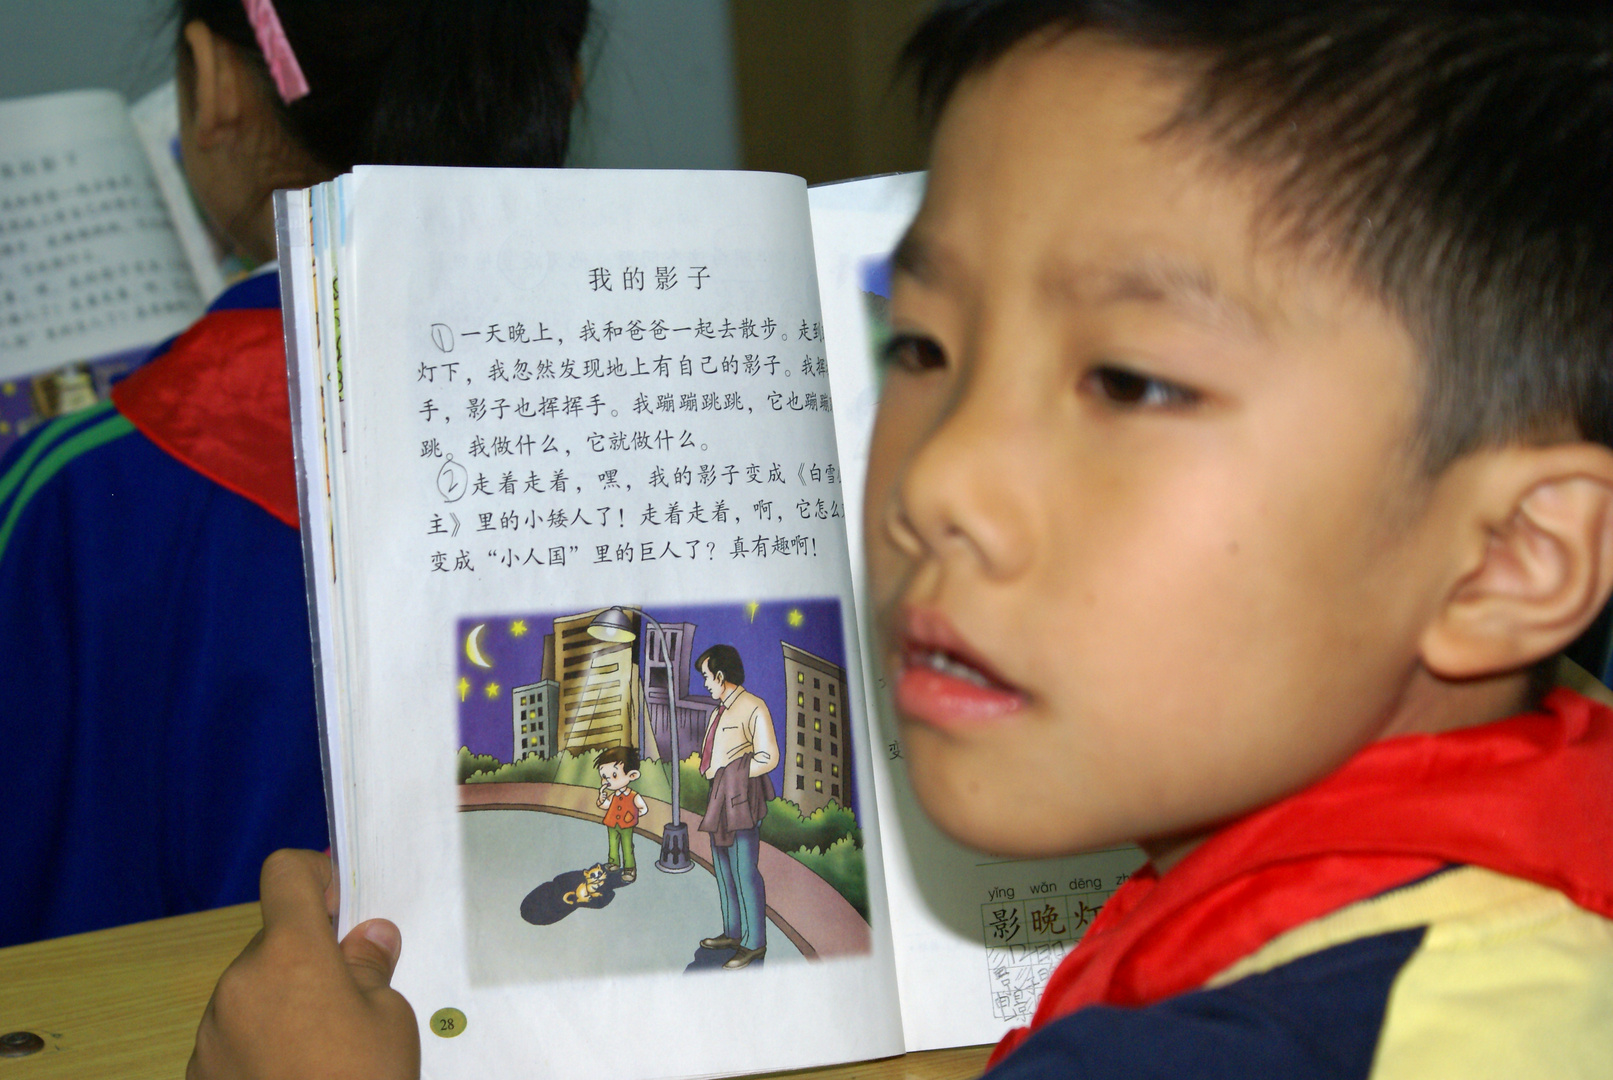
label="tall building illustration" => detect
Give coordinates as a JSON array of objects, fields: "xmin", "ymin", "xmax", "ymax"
[
  {"xmin": 641, "ymin": 620, "xmax": 716, "ymax": 762},
  {"xmin": 780, "ymin": 642, "xmax": 849, "ymax": 815},
  {"xmin": 511, "ymin": 680, "xmax": 559, "ymax": 758},
  {"xmin": 552, "ymin": 609, "xmax": 642, "ymax": 754}
]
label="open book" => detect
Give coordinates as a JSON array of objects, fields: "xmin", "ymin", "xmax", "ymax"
[
  {"xmin": 0, "ymin": 84, "xmax": 248, "ymax": 458},
  {"xmin": 276, "ymin": 168, "xmax": 1145, "ymax": 1080}
]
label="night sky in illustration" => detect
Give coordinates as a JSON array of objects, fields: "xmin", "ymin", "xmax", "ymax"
[{"xmin": 455, "ymin": 597, "xmax": 855, "ymax": 815}]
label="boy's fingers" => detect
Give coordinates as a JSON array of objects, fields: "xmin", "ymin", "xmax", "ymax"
[
  {"xmin": 340, "ymin": 919, "xmax": 403, "ymax": 992},
  {"xmin": 258, "ymin": 849, "xmax": 338, "ymax": 940}
]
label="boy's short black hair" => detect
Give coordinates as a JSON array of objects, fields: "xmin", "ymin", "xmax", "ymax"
[
  {"xmin": 596, "ymin": 745, "xmax": 640, "ymax": 774},
  {"xmin": 904, "ymin": 1, "xmax": 1613, "ymax": 472},
  {"xmin": 695, "ymin": 644, "xmax": 744, "ymax": 688}
]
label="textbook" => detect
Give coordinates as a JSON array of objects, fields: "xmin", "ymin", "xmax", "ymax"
[
  {"xmin": 0, "ymin": 84, "xmax": 251, "ymax": 457},
  {"xmin": 276, "ymin": 168, "xmax": 1144, "ymax": 1079}
]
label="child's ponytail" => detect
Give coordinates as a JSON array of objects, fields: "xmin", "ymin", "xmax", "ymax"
[{"xmin": 177, "ymin": 0, "xmax": 590, "ymax": 172}]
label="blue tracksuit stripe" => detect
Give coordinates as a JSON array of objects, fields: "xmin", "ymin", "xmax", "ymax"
[
  {"xmin": 0, "ymin": 407, "xmax": 133, "ymax": 563},
  {"xmin": 0, "ymin": 400, "xmax": 120, "ymax": 507}
]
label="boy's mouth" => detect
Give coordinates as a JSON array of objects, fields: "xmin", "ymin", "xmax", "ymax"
[
  {"xmin": 913, "ymin": 647, "xmax": 1002, "ymax": 688},
  {"xmin": 893, "ymin": 607, "xmax": 1027, "ymax": 728}
]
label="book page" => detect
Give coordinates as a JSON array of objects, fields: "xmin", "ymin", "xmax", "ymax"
[
  {"xmin": 808, "ymin": 174, "xmax": 1147, "ymax": 1052},
  {"xmin": 285, "ymin": 167, "xmax": 905, "ymax": 1079},
  {"xmin": 0, "ymin": 90, "xmax": 202, "ymax": 383}
]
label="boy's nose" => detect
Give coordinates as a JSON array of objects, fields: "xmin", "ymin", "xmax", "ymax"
[{"xmin": 891, "ymin": 371, "xmax": 1038, "ymax": 583}]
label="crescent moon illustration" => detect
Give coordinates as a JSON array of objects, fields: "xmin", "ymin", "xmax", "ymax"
[{"xmin": 465, "ymin": 624, "xmax": 492, "ymax": 669}]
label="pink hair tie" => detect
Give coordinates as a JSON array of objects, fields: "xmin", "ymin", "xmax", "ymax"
[{"xmin": 242, "ymin": 0, "xmax": 310, "ymax": 103}]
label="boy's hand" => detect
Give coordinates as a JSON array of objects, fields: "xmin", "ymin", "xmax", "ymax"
[{"xmin": 188, "ymin": 849, "xmax": 420, "ymax": 1080}]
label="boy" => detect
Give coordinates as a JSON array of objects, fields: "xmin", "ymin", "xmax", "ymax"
[
  {"xmin": 595, "ymin": 746, "xmax": 648, "ymax": 884},
  {"xmin": 188, "ymin": 3, "xmax": 1613, "ymax": 1078}
]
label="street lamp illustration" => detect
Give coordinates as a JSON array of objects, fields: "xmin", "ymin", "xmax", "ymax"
[{"xmin": 587, "ymin": 605, "xmax": 692, "ymax": 873}]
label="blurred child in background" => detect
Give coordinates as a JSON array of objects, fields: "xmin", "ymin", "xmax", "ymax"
[{"xmin": 0, "ymin": 0, "xmax": 589, "ymax": 948}]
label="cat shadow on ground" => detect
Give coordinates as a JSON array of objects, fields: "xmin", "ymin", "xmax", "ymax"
[{"xmin": 520, "ymin": 865, "xmax": 625, "ymax": 925}]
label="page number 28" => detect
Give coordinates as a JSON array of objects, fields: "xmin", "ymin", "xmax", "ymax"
[{"xmin": 430, "ymin": 1008, "xmax": 467, "ymax": 1039}]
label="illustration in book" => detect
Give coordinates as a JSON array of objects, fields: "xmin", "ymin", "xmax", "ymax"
[{"xmin": 456, "ymin": 598, "xmax": 871, "ymax": 984}]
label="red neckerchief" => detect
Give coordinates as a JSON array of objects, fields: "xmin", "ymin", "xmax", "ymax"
[
  {"xmin": 990, "ymin": 688, "xmax": 1613, "ymax": 1068},
  {"xmin": 111, "ymin": 307, "xmax": 297, "ymax": 528}
]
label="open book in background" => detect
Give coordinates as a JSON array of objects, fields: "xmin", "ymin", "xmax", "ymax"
[
  {"xmin": 276, "ymin": 167, "xmax": 1143, "ymax": 1080},
  {"xmin": 0, "ymin": 82, "xmax": 252, "ymax": 458}
]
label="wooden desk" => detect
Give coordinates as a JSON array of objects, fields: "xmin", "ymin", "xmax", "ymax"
[
  {"xmin": 0, "ymin": 906, "xmax": 992, "ymax": 1080},
  {"xmin": 0, "ymin": 904, "xmax": 262, "ymax": 1078}
]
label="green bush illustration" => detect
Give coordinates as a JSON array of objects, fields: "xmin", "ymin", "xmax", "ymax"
[
  {"xmin": 459, "ymin": 746, "xmax": 602, "ymax": 786},
  {"xmin": 458, "ymin": 747, "xmax": 503, "ymax": 783},
  {"xmin": 677, "ymin": 754, "xmax": 710, "ymax": 816},
  {"xmin": 760, "ymin": 798, "xmax": 860, "ymax": 855}
]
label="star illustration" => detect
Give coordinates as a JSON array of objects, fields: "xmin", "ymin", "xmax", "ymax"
[
  {"xmin": 510, "ymin": 619, "xmax": 528, "ymax": 637},
  {"xmin": 787, "ymin": 608, "xmax": 804, "ymax": 628},
  {"xmin": 457, "ymin": 676, "xmax": 469, "ymax": 702},
  {"xmin": 485, "ymin": 682, "xmax": 502, "ymax": 699}
]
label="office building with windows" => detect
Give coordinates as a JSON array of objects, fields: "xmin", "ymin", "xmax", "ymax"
[
  {"xmin": 780, "ymin": 642, "xmax": 849, "ymax": 815},
  {"xmin": 511, "ymin": 680, "xmax": 559, "ymax": 758}
]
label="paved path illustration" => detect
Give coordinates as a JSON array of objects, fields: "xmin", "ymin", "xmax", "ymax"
[
  {"xmin": 460, "ymin": 809, "xmax": 804, "ymax": 984},
  {"xmin": 460, "ymin": 781, "xmax": 872, "ymax": 964}
]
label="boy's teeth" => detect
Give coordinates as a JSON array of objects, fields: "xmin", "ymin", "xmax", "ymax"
[{"xmin": 922, "ymin": 649, "xmax": 995, "ymax": 688}]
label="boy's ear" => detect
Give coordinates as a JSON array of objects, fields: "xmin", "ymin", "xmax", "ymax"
[
  {"xmin": 183, "ymin": 20, "xmax": 246, "ymax": 150},
  {"xmin": 1421, "ymin": 441, "xmax": 1613, "ymax": 678}
]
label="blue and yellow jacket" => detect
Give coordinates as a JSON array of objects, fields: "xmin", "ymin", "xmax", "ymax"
[
  {"xmin": 0, "ymin": 271, "xmax": 327, "ymax": 947},
  {"xmin": 989, "ymin": 689, "xmax": 1613, "ymax": 1078}
]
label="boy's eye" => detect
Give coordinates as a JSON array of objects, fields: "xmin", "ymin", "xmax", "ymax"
[
  {"xmin": 880, "ymin": 333, "xmax": 947, "ymax": 373},
  {"xmin": 1082, "ymin": 364, "xmax": 1199, "ymax": 408}
]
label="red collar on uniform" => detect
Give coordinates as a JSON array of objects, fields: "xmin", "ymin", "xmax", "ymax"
[
  {"xmin": 110, "ymin": 307, "xmax": 297, "ymax": 528},
  {"xmin": 991, "ymin": 688, "xmax": 1613, "ymax": 1067}
]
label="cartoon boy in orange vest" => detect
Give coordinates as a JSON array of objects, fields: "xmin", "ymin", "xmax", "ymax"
[{"xmin": 596, "ymin": 746, "xmax": 647, "ymax": 884}]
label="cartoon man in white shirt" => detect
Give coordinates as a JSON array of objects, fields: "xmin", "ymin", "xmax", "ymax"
[{"xmin": 693, "ymin": 644, "xmax": 778, "ymax": 969}]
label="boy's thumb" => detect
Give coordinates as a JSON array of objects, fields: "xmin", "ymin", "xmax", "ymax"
[{"xmin": 340, "ymin": 918, "xmax": 402, "ymax": 990}]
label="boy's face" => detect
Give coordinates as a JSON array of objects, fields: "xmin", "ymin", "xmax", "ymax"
[
  {"xmin": 867, "ymin": 36, "xmax": 1456, "ymax": 859},
  {"xmin": 599, "ymin": 762, "xmax": 635, "ymax": 791}
]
